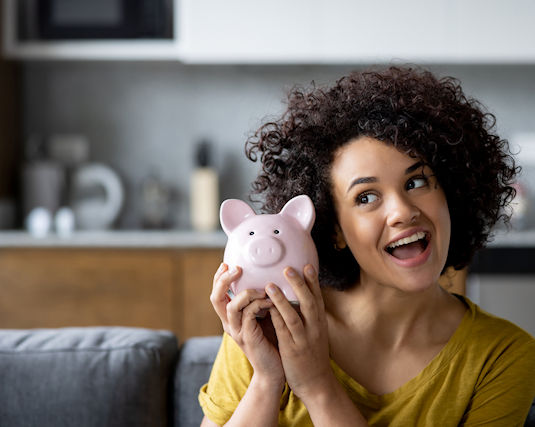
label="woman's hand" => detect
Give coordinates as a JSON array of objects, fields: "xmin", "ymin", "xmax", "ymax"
[
  {"xmin": 210, "ymin": 263, "xmax": 285, "ymax": 386},
  {"xmin": 266, "ymin": 264, "xmax": 334, "ymax": 401}
]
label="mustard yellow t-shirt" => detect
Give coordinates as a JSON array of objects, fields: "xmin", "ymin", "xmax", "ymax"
[{"xmin": 199, "ymin": 296, "xmax": 535, "ymax": 426}]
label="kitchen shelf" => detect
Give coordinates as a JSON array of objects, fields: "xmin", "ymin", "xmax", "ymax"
[
  {"xmin": 1, "ymin": 41, "xmax": 185, "ymax": 61},
  {"xmin": 0, "ymin": 230, "xmax": 227, "ymax": 248}
]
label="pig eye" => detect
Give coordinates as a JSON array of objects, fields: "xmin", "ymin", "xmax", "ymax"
[
  {"xmin": 249, "ymin": 231, "xmax": 254, "ymax": 236},
  {"xmin": 273, "ymin": 230, "xmax": 280, "ymax": 234}
]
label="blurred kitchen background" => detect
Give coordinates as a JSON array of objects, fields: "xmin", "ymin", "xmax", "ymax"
[{"xmin": 0, "ymin": 0, "xmax": 534, "ymax": 339}]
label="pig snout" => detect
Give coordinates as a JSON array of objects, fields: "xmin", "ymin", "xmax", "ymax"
[{"xmin": 246, "ymin": 236, "xmax": 284, "ymax": 266}]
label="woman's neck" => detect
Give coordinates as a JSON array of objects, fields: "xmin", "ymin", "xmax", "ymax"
[{"xmin": 322, "ymin": 279, "xmax": 465, "ymax": 351}]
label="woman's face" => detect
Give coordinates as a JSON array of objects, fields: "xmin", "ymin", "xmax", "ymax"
[{"xmin": 330, "ymin": 137, "xmax": 451, "ymax": 293}]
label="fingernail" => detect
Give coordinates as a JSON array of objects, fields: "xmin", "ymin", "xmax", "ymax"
[
  {"xmin": 286, "ymin": 268, "xmax": 296, "ymax": 277},
  {"xmin": 217, "ymin": 263, "xmax": 225, "ymax": 273},
  {"xmin": 229, "ymin": 266, "xmax": 238, "ymax": 275},
  {"xmin": 305, "ymin": 265, "xmax": 315, "ymax": 275},
  {"xmin": 266, "ymin": 285, "xmax": 277, "ymax": 295}
]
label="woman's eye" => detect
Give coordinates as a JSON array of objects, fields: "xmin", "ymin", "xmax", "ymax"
[
  {"xmin": 407, "ymin": 176, "xmax": 428, "ymax": 190},
  {"xmin": 357, "ymin": 192, "xmax": 378, "ymax": 205}
]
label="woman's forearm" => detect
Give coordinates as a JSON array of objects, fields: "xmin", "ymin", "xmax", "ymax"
[
  {"xmin": 301, "ymin": 374, "xmax": 368, "ymax": 427},
  {"xmin": 224, "ymin": 373, "xmax": 284, "ymax": 427}
]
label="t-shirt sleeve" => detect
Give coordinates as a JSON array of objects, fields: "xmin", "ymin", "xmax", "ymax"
[
  {"xmin": 461, "ymin": 329, "xmax": 535, "ymax": 426},
  {"xmin": 198, "ymin": 333, "xmax": 255, "ymax": 426}
]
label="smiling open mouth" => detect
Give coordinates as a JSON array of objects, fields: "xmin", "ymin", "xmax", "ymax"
[{"xmin": 386, "ymin": 231, "xmax": 430, "ymax": 260}]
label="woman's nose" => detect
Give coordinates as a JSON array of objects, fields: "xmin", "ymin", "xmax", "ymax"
[{"xmin": 385, "ymin": 193, "xmax": 420, "ymax": 227}]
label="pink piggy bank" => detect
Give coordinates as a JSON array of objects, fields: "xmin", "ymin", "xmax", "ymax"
[{"xmin": 220, "ymin": 195, "xmax": 319, "ymax": 303}]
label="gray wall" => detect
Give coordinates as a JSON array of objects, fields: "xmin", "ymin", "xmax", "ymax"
[
  {"xmin": 467, "ymin": 275, "xmax": 535, "ymax": 337},
  {"xmin": 22, "ymin": 62, "xmax": 535, "ymax": 334},
  {"xmin": 22, "ymin": 62, "xmax": 535, "ymax": 229}
]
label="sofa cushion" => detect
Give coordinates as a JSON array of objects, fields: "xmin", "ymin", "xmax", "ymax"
[
  {"xmin": 0, "ymin": 327, "xmax": 179, "ymax": 427},
  {"xmin": 174, "ymin": 336, "xmax": 222, "ymax": 427}
]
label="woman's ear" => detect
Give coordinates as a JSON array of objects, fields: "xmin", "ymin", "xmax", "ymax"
[{"xmin": 333, "ymin": 223, "xmax": 347, "ymax": 251}]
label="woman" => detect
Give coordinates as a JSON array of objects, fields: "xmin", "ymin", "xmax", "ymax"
[{"xmin": 199, "ymin": 66, "xmax": 535, "ymax": 426}]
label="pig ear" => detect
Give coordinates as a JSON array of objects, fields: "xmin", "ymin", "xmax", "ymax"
[
  {"xmin": 220, "ymin": 199, "xmax": 256, "ymax": 234},
  {"xmin": 280, "ymin": 195, "xmax": 315, "ymax": 232}
]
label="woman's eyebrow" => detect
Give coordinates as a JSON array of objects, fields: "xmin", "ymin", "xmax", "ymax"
[
  {"xmin": 345, "ymin": 161, "xmax": 425, "ymax": 194},
  {"xmin": 346, "ymin": 176, "xmax": 377, "ymax": 194},
  {"xmin": 405, "ymin": 161, "xmax": 425, "ymax": 174}
]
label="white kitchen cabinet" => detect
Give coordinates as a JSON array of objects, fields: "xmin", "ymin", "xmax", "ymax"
[
  {"xmin": 179, "ymin": 0, "xmax": 535, "ymax": 64},
  {"xmin": 3, "ymin": 0, "xmax": 535, "ymax": 63}
]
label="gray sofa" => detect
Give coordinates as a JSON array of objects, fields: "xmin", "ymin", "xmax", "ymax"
[
  {"xmin": 1, "ymin": 327, "xmax": 533, "ymax": 427},
  {"xmin": 0, "ymin": 327, "xmax": 221, "ymax": 427}
]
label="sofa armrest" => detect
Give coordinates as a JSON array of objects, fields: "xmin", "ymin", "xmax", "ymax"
[
  {"xmin": 174, "ymin": 335, "xmax": 222, "ymax": 427},
  {"xmin": 0, "ymin": 327, "xmax": 179, "ymax": 427}
]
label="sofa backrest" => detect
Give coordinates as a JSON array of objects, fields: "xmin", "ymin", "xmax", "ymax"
[
  {"xmin": 0, "ymin": 327, "xmax": 178, "ymax": 427},
  {"xmin": 174, "ymin": 336, "xmax": 222, "ymax": 427}
]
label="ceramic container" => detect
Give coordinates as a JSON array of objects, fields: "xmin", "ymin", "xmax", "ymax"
[{"xmin": 220, "ymin": 195, "xmax": 319, "ymax": 303}]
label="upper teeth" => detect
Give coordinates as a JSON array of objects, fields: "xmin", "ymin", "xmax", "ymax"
[{"xmin": 387, "ymin": 231, "xmax": 426, "ymax": 249}]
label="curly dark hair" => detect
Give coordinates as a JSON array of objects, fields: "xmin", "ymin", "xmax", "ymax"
[{"xmin": 245, "ymin": 66, "xmax": 518, "ymax": 290}]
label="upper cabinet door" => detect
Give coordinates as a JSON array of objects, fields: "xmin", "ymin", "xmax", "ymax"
[{"xmin": 178, "ymin": 0, "xmax": 535, "ymax": 64}]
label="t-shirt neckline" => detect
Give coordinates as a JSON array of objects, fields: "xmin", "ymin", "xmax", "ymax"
[{"xmin": 329, "ymin": 294, "xmax": 476, "ymax": 405}]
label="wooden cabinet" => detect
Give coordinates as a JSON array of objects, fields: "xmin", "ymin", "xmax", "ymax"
[
  {"xmin": 179, "ymin": 249, "xmax": 225, "ymax": 339},
  {"xmin": 0, "ymin": 248, "xmax": 224, "ymax": 341}
]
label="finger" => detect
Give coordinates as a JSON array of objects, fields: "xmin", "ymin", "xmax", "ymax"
[
  {"xmin": 303, "ymin": 264, "xmax": 325, "ymax": 316},
  {"xmin": 241, "ymin": 298, "xmax": 274, "ymax": 337},
  {"xmin": 266, "ymin": 283, "xmax": 304, "ymax": 343},
  {"xmin": 283, "ymin": 267, "xmax": 317, "ymax": 321},
  {"xmin": 268, "ymin": 306, "xmax": 294, "ymax": 345},
  {"xmin": 210, "ymin": 263, "xmax": 229, "ymax": 322},
  {"xmin": 211, "ymin": 263, "xmax": 233, "ymax": 301},
  {"xmin": 227, "ymin": 288, "xmax": 267, "ymax": 334},
  {"xmin": 213, "ymin": 262, "xmax": 227, "ymax": 283},
  {"xmin": 210, "ymin": 265, "xmax": 242, "ymax": 325}
]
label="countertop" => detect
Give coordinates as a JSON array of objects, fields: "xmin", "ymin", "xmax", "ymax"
[
  {"xmin": 0, "ymin": 230, "xmax": 228, "ymax": 248},
  {"xmin": 0, "ymin": 229, "xmax": 534, "ymax": 248}
]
